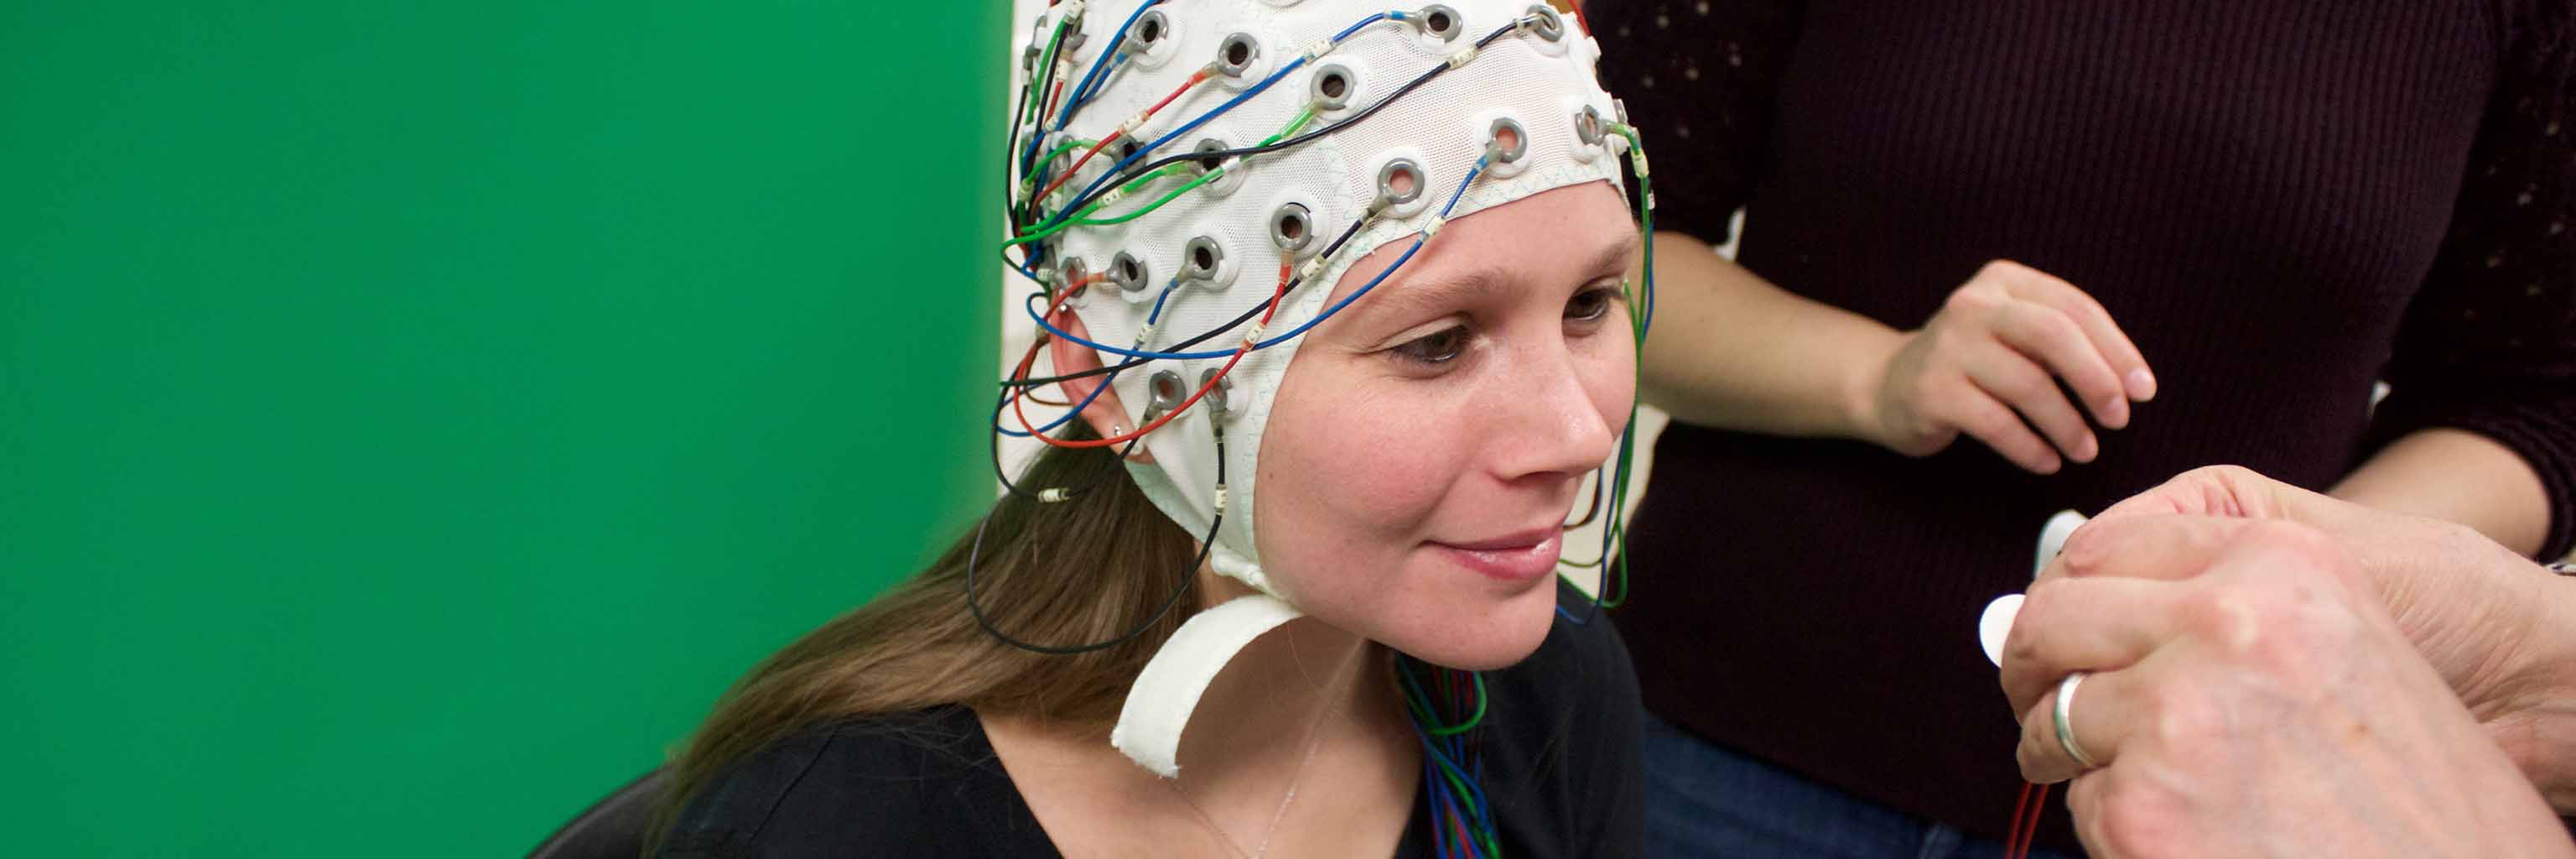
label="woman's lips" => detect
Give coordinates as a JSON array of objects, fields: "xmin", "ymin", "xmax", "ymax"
[{"xmin": 1430, "ymin": 527, "xmax": 1564, "ymax": 583}]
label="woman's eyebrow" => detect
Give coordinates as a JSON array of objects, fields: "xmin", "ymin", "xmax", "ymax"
[
  {"xmin": 1589, "ymin": 231, "xmax": 1644, "ymax": 278},
  {"xmin": 1352, "ymin": 232, "xmax": 1644, "ymax": 325},
  {"xmin": 1363, "ymin": 264, "xmax": 1507, "ymax": 324}
]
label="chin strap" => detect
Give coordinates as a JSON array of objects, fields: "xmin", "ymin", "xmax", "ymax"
[{"xmin": 1109, "ymin": 593, "xmax": 1304, "ymax": 777}]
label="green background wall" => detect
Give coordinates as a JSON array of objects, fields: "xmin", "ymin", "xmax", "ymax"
[{"xmin": 1, "ymin": 3, "xmax": 1003, "ymax": 855}]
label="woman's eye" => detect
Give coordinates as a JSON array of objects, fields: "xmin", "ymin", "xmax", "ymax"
[
  {"xmin": 1392, "ymin": 325, "xmax": 1470, "ymax": 365},
  {"xmin": 1566, "ymin": 285, "xmax": 1621, "ymax": 323}
]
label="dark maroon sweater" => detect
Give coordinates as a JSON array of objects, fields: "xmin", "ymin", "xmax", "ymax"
[{"xmin": 1590, "ymin": 0, "xmax": 2576, "ymax": 850}]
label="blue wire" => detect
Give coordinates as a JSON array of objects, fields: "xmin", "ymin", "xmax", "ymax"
[
  {"xmin": 1024, "ymin": 161, "xmax": 1485, "ymax": 362},
  {"xmin": 1035, "ymin": 10, "xmax": 1400, "ymax": 234},
  {"xmin": 1396, "ymin": 659, "xmax": 1498, "ymax": 851},
  {"xmin": 1062, "ymin": 52, "xmax": 1129, "ymax": 120},
  {"xmin": 1426, "ymin": 755, "xmax": 1457, "ymax": 859},
  {"xmin": 1052, "ymin": 0, "xmax": 1162, "ymax": 133}
]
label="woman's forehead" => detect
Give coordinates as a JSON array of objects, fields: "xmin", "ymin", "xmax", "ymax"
[{"xmin": 1322, "ymin": 183, "xmax": 1637, "ymax": 310}]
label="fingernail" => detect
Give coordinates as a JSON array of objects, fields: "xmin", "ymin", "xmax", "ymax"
[
  {"xmin": 2075, "ymin": 435, "xmax": 2098, "ymax": 462},
  {"xmin": 2102, "ymin": 397, "xmax": 2130, "ymax": 430},
  {"xmin": 2127, "ymin": 368, "xmax": 2158, "ymax": 402}
]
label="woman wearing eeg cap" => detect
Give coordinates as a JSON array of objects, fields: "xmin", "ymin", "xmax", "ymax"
[{"xmin": 651, "ymin": 2, "xmax": 1659, "ymax": 856}]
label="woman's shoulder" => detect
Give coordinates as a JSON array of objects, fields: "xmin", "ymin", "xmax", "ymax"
[{"xmin": 660, "ymin": 705, "xmax": 1040, "ymax": 857}]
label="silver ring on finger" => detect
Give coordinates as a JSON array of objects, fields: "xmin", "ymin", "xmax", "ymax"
[{"xmin": 2055, "ymin": 671, "xmax": 2101, "ymax": 771}]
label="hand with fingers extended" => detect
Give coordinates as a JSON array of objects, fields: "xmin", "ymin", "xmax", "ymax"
[
  {"xmin": 1861, "ymin": 260, "xmax": 2157, "ymax": 474},
  {"xmin": 1997, "ymin": 512, "xmax": 2576, "ymax": 856}
]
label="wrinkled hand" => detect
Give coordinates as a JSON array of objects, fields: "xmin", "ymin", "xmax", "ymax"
[
  {"xmin": 1863, "ymin": 261, "xmax": 2155, "ymax": 474},
  {"xmin": 2072, "ymin": 466, "xmax": 2572, "ymax": 776},
  {"xmin": 2001, "ymin": 518, "xmax": 2574, "ymax": 858}
]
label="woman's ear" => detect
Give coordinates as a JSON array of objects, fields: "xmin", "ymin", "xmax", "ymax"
[{"xmin": 1045, "ymin": 304, "xmax": 1155, "ymax": 464}]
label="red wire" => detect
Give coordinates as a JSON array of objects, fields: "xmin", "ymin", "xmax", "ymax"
[
  {"xmin": 1001, "ymin": 276, "xmax": 1103, "ymax": 416},
  {"xmin": 2026, "ymin": 783, "xmax": 2053, "ymax": 857},
  {"xmin": 2003, "ymin": 780, "xmax": 2052, "ymax": 859},
  {"xmin": 2005, "ymin": 783, "xmax": 2033, "ymax": 859},
  {"xmin": 1017, "ymin": 262, "xmax": 1294, "ymax": 449},
  {"xmin": 1032, "ymin": 70, "xmax": 1209, "ymax": 203}
]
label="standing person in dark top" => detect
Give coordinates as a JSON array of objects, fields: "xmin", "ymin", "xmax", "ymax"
[
  {"xmin": 1583, "ymin": 0, "xmax": 2576, "ymax": 855},
  {"xmin": 652, "ymin": 3, "xmax": 1659, "ymax": 856}
]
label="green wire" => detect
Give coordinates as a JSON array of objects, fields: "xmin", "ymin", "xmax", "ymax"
[
  {"xmin": 1078, "ymin": 167, "xmax": 1223, "ymax": 226},
  {"xmin": 1026, "ymin": 138, "xmax": 1101, "ymax": 188},
  {"xmin": 1600, "ymin": 125, "xmax": 1654, "ymax": 609},
  {"xmin": 1007, "ymin": 103, "xmax": 1325, "ymax": 247},
  {"xmin": 1004, "ymin": 163, "xmax": 1188, "ymax": 247},
  {"xmin": 1398, "ymin": 662, "xmax": 1488, "ymax": 737},
  {"xmin": 1026, "ymin": 14, "xmax": 1069, "ymax": 125},
  {"xmin": 1560, "ymin": 128, "xmax": 1657, "ymax": 606},
  {"xmin": 1270, "ymin": 104, "xmax": 1320, "ymax": 143}
]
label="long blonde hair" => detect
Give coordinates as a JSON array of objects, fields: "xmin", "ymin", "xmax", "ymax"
[{"xmin": 651, "ymin": 422, "xmax": 1202, "ymax": 849}]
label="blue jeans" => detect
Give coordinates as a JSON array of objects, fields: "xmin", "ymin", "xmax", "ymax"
[{"xmin": 1644, "ymin": 715, "xmax": 2083, "ymax": 859}]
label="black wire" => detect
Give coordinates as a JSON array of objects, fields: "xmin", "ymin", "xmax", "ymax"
[
  {"xmin": 989, "ymin": 376, "xmax": 1145, "ymax": 502},
  {"xmin": 1051, "ymin": 0, "xmax": 1154, "ymax": 131},
  {"xmin": 1035, "ymin": 19, "xmax": 1525, "ymax": 228},
  {"xmin": 966, "ymin": 427, "xmax": 1224, "ymax": 655},
  {"xmin": 1001, "ymin": 216, "xmax": 1368, "ymax": 389},
  {"xmin": 1007, "ymin": 16, "xmax": 1078, "ymax": 277}
]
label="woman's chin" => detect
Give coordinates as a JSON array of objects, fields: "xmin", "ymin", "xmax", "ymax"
[{"xmin": 1384, "ymin": 583, "xmax": 1563, "ymax": 671}]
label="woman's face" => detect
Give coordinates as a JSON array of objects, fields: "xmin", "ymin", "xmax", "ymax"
[{"xmin": 1254, "ymin": 181, "xmax": 1638, "ymax": 670}]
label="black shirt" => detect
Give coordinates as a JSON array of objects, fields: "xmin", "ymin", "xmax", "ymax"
[
  {"xmin": 1588, "ymin": 0, "xmax": 2576, "ymax": 849},
  {"xmin": 661, "ymin": 583, "xmax": 1644, "ymax": 857}
]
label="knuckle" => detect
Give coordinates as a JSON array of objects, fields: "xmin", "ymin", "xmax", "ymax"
[
  {"xmin": 2056, "ymin": 523, "xmax": 2111, "ymax": 575},
  {"xmin": 2002, "ymin": 370, "xmax": 2054, "ymax": 402},
  {"xmin": 2143, "ymin": 682, "xmax": 2228, "ymax": 749},
  {"xmin": 2094, "ymin": 778, "xmax": 2187, "ymax": 859},
  {"xmin": 1943, "ymin": 284, "xmax": 1992, "ymax": 315},
  {"xmin": 2178, "ymin": 584, "xmax": 2272, "ymax": 652}
]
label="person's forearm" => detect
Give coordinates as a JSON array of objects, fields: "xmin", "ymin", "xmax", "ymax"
[
  {"xmin": 2331, "ymin": 428, "xmax": 2553, "ymax": 557},
  {"xmin": 1636, "ymin": 231, "xmax": 1903, "ymax": 438}
]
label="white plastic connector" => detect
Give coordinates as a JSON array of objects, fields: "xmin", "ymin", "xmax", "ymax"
[
  {"xmin": 1305, "ymin": 38, "xmax": 1337, "ymax": 60},
  {"xmin": 1298, "ymin": 256, "xmax": 1328, "ymax": 284},
  {"xmin": 1446, "ymin": 46, "xmax": 1479, "ymax": 69},
  {"xmin": 1098, "ymin": 186, "xmax": 1130, "ymax": 207},
  {"xmin": 1039, "ymin": 487, "xmax": 1072, "ymax": 502},
  {"xmin": 1212, "ymin": 485, "xmax": 1228, "ymax": 514},
  {"xmin": 1422, "ymin": 216, "xmax": 1447, "ymax": 237},
  {"xmin": 1240, "ymin": 320, "xmax": 1268, "ymax": 350}
]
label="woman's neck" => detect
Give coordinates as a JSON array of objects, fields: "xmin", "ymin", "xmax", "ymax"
[
  {"xmin": 976, "ymin": 565, "xmax": 1421, "ymax": 857},
  {"xmin": 1176, "ymin": 565, "xmax": 1394, "ymax": 786}
]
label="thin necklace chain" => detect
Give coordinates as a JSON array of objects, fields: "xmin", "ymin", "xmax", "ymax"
[{"xmin": 1166, "ymin": 642, "xmax": 1363, "ymax": 859}]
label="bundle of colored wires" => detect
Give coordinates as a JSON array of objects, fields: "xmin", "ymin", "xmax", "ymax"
[{"xmin": 1398, "ymin": 658, "xmax": 1500, "ymax": 859}]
